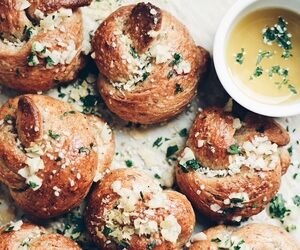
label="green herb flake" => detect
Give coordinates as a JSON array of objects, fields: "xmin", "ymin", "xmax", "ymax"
[
  {"xmin": 292, "ymin": 195, "xmax": 300, "ymax": 206},
  {"xmin": 269, "ymin": 194, "xmax": 291, "ymax": 220},
  {"xmin": 167, "ymin": 70, "xmax": 174, "ymax": 79},
  {"xmin": 175, "ymin": 83, "xmax": 183, "ymax": 94},
  {"xmin": 153, "ymin": 137, "xmax": 163, "ymax": 147},
  {"xmin": 166, "ymin": 145, "xmax": 179, "ymax": 158},
  {"xmin": 79, "ymin": 147, "xmax": 90, "ymax": 154},
  {"xmin": 27, "ymin": 53, "xmax": 39, "ymax": 66},
  {"xmin": 179, "ymin": 128, "xmax": 188, "ymax": 137},
  {"xmin": 227, "ymin": 144, "xmax": 241, "ymax": 155},
  {"xmin": 154, "ymin": 173, "xmax": 161, "ymax": 179},
  {"xmin": 46, "ymin": 56, "xmax": 54, "ymax": 67},
  {"xmin": 125, "ymin": 160, "xmax": 133, "ymax": 168},
  {"xmin": 252, "ymin": 66, "xmax": 263, "ymax": 78},
  {"xmin": 171, "ymin": 53, "xmax": 183, "ymax": 66},
  {"xmin": 142, "ymin": 72, "xmax": 150, "ymax": 81},
  {"xmin": 129, "ymin": 45, "xmax": 139, "ymax": 59},
  {"xmin": 147, "ymin": 241, "xmax": 157, "ymax": 250},
  {"xmin": 103, "ymin": 226, "xmax": 113, "ymax": 237},
  {"xmin": 235, "ymin": 48, "xmax": 245, "ymax": 65},
  {"xmin": 256, "ymin": 50, "xmax": 273, "ymax": 65},
  {"xmin": 211, "ymin": 238, "xmax": 221, "ymax": 243},
  {"xmin": 263, "ymin": 17, "xmax": 292, "ymax": 54},
  {"xmin": 48, "ymin": 130, "xmax": 60, "ymax": 140},
  {"xmin": 28, "ymin": 181, "xmax": 39, "ymax": 189},
  {"xmin": 288, "ymin": 146, "xmax": 293, "ymax": 156}
]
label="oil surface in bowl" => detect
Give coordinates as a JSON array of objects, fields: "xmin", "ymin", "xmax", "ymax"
[{"xmin": 227, "ymin": 8, "xmax": 300, "ymax": 105}]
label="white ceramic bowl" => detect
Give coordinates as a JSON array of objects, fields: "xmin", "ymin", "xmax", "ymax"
[{"xmin": 213, "ymin": 0, "xmax": 300, "ymax": 117}]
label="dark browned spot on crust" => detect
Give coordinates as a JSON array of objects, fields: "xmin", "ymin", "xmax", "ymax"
[
  {"xmin": 16, "ymin": 96, "xmax": 43, "ymax": 147},
  {"xmin": 126, "ymin": 2, "xmax": 162, "ymax": 53}
]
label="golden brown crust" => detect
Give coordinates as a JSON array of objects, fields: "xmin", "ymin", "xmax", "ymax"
[
  {"xmin": 85, "ymin": 168, "xmax": 195, "ymax": 250},
  {"xmin": 189, "ymin": 224, "xmax": 300, "ymax": 250},
  {"xmin": 27, "ymin": 0, "xmax": 92, "ymax": 18},
  {"xmin": 0, "ymin": 95, "xmax": 114, "ymax": 218},
  {"xmin": 0, "ymin": 222, "xmax": 81, "ymax": 249},
  {"xmin": 176, "ymin": 108, "xmax": 290, "ymax": 222},
  {"xmin": 0, "ymin": 1, "xmax": 87, "ymax": 92},
  {"xmin": 93, "ymin": 3, "xmax": 209, "ymax": 124}
]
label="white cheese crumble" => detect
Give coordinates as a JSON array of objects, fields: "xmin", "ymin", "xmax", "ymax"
[
  {"xmin": 150, "ymin": 44, "xmax": 172, "ymax": 64},
  {"xmin": 174, "ymin": 60, "xmax": 191, "ymax": 74},
  {"xmin": 179, "ymin": 147, "xmax": 196, "ymax": 166},
  {"xmin": 102, "ymin": 180, "xmax": 181, "ymax": 244},
  {"xmin": 18, "ymin": 144, "xmax": 45, "ymax": 191},
  {"xmin": 191, "ymin": 232, "xmax": 208, "ymax": 242},
  {"xmin": 160, "ymin": 214, "xmax": 182, "ymax": 243}
]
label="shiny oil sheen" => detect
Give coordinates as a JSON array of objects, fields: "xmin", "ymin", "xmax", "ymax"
[{"xmin": 227, "ymin": 8, "xmax": 300, "ymax": 105}]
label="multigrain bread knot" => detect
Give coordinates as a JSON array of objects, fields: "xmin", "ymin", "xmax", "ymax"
[
  {"xmin": 85, "ymin": 168, "xmax": 195, "ymax": 250},
  {"xmin": 0, "ymin": 95, "xmax": 114, "ymax": 218},
  {"xmin": 176, "ymin": 107, "xmax": 290, "ymax": 222},
  {"xmin": 93, "ymin": 2, "xmax": 209, "ymax": 124},
  {"xmin": 0, "ymin": 0, "xmax": 91, "ymax": 92},
  {"xmin": 0, "ymin": 222, "xmax": 82, "ymax": 249},
  {"xmin": 189, "ymin": 223, "xmax": 300, "ymax": 250}
]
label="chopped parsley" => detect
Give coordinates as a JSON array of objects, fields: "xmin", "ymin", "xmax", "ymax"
[
  {"xmin": 27, "ymin": 53, "xmax": 39, "ymax": 66},
  {"xmin": 147, "ymin": 241, "xmax": 157, "ymax": 250},
  {"xmin": 142, "ymin": 72, "xmax": 150, "ymax": 81},
  {"xmin": 79, "ymin": 147, "xmax": 90, "ymax": 154},
  {"xmin": 292, "ymin": 195, "xmax": 300, "ymax": 206},
  {"xmin": 227, "ymin": 144, "xmax": 241, "ymax": 155},
  {"xmin": 175, "ymin": 83, "xmax": 183, "ymax": 94},
  {"xmin": 269, "ymin": 65, "xmax": 289, "ymax": 78},
  {"xmin": 166, "ymin": 145, "xmax": 179, "ymax": 158},
  {"xmin": 171, "ymin": 53, "xmax": 183, "ymax": 66},
  {"xmin": 48, "ymin": 130, "xmax": 60, "ymax": 140},
  {"xmin": 251, "ymin": 66, "xmax": 263, "ymax": 79},
  {"xmin": 211, "ymin": 238, "xmax": 221, "ymax": 243},
  {"xmin": 235, "ymin": 48, "xmax": 245, "ymax": 65},
  {"xmin": 269, "ymin": 194, "xmax": 291, "ymax": 221},
  {"xmin": 154, "ymin": 173, "xmax": 161, "ymax": 179},
  {"xmin": 263, "ymin": 17, "xmax": 292, "ymax": 58},
  {"xmin": 256, "ymin": 50, "xmax": 273, "ymax": 65},
  {"xmin": 287, "ymin": 146, "xmax": 293, "ymax": 156},
  {"xmin": 129, "ymin": 45, "xmax": 139, "ymax": 59},
  {"xmin": 125, "ymin": 160, "xmax": 133, "ymax": 168},
  {"xmin": 152, "ymin": 137, "xmax": 170, "ymax": 148},
  {"xmin": 46, "ymin": 56, "xmax": 54, "ymax": 67},
  {"xmin": 180, "ymin": 159, "xmax": 201, "ymax": 173},
  {"xmin": 179, "ymin": 128, "xmax": 188, "ymax": 137},
  {"xmin": 167, "ymin": 70, "xmax": 174, "ymax": 79},
  {"xmin": 4, "ymin": 225, "xmax": 14, "ymax": 233},
  {"xmin": 103, "ymin": 226, "xmax": 113, "ymax": 237},
  {"xmin": 28, "ymin": 181, "xmax": 39, "ymax": 189}
]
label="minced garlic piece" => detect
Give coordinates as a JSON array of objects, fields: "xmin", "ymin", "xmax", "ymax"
[
  {"xmin": 18, "ymin": 143, "xmax": 45, "ymax": 191},
  {"xmin": 160, "ymin": 215, "xmax": 181, "ymax": 243},
  {"xmin": 150, "ymin": 44, "xmax": 172, "ymax": 64},
  {"xmin": 179, "ymin": 147, "xmax": 196, "ymax": 166},
  {"xmin": 174, "ymin": 60, "xmax": 191, "ymax": 74}
]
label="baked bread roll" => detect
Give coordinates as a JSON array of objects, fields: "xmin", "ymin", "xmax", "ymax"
[
  {"xmin": 0, "ymin": 221, "xmax": 81, "ymax": 249},
  {"xmin": 85, "ymin": 168, "xmax": 195, "ymax": 249},
  {"xmin": 189, "ymin": 223, "xmax": 300, "ymax": 250},
  {"xmin": 0, "ymin": 0, "xmax": 91, "ymax": 92},
  {"xmin": 0, "ymin": 94, "xmax": 114, "ymax": 218},
  {"xmin": 176, "ymin": 107, "xmax": 290, "ymax": 222},
  {"xmin": 93, "ymin": 2, "xmax": 209, "ymax": 124}
]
